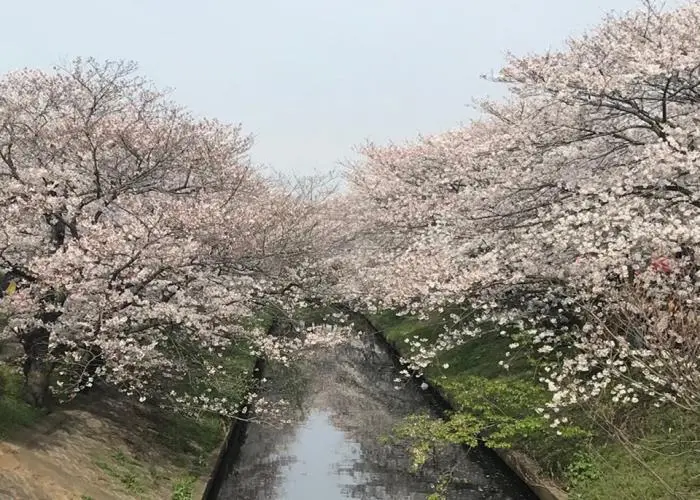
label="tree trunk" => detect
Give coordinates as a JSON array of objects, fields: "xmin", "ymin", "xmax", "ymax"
[
  {"xmin": 14, "ymin": 208, "xmax": 70, "ymax": 408},
  {"xmin": 20, "ymin": 325, "xmax": 52, "ymax": 408},
  {"xmin": 19, "ymin": 290, "xmax": 64, "ymax": 409}
]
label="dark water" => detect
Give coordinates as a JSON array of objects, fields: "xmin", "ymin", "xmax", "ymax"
[{"xmin": 218, "ymin": 334, "xmax": 536, "ymax": 500}]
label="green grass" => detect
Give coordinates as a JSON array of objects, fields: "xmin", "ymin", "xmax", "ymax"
[
  {"xmin": 90, "ymin": 343, "xmax": 256, "ymax": 498},
  {"xmin": 94, "ymin": 449, "xmax": 150, "ymax": 495},
  {"xmin": 115, "ymin": 343, "xmax": 257, "ymax": 497},
  {"xmin": 0, "ymin": 363, "xmax": 44, "ymax": 439},
  {"xmin": 1, "ymin": 288, "xmax": 259, "ymax": 498},
  {"xmin": 372, "ymin": 310, "xmax": 700, "ymax": 500},
  {"xmin": 566, "ymin": 406, "xmax": 700, "ymax": 500},
  {"xmin": 374, "ymin": 309, "xmax": 535, "ymax": 383},
  {"xmin": 86, "ymin": 341, "xmax": 256, "ymax": 499},
  {"xmin": 93, "ymin": 450, "xmax": 202, "ymax": 499},
  {"xmin": 0, "ymin": 338, "xmax": 255, "ymax": 499},
  {"xmin": 155, "ymin": 342, "xmax": 255, "ymax": 472},
  {"xmin": 0, "ymin": 308, "xmax": 44, "ymax": 438},
  {"xmin": 154, "ymin": 411, "xmax": 224, "ymax": 474},
  {"xmin": 171, "ymin": 475, "xmax": 196, "ymax": 500}
]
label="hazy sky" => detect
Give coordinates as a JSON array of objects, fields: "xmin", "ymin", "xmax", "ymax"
[{"xmin": 1, "ymin": 0, "xmax": 658, "ymax": 175}]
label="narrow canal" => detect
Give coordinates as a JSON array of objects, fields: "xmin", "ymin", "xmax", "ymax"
[{"xmin": 217, "ymin": 333, "xmax": 536, "ymax": 500}]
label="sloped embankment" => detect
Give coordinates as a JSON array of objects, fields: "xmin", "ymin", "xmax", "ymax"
[
  {"xmin": 367, "ymin": 315, "xmax": 565, "ymax": 500},
  {"xmin": 369, "ymin": 311, "xmax": 700, "ymax": 500},
  {"xmin": 0, "ymin": 342, "xmax": 255, "ymax": 500}
]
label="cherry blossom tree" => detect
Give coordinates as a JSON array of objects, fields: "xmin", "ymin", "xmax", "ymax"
[
  {"xmin": 0, "ymin": 58, "xmax": 342, "ymax": 412},
  {"xmin": 338, "ymin": 0, "xmax": 700, "ymax": 416}
]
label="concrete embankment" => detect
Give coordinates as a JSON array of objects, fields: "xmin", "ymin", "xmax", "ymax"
[{"xmin": 201, "ymin": 357, "xmax": 266, "ymax": 500}]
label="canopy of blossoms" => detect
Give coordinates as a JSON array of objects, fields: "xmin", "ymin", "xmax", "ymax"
[
  {"xmin": 0, "ymin": 59, "xmax": 346, "ymax": 413},
  {"xmin": 337, "ymin": 1, "xmax": 700, "ymax": 414}
]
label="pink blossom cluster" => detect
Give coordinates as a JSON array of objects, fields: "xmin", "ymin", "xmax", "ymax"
[
  {"xmin": 0, "ymin": 58, "xmax": 347, "ymax": 414},
  {"xmin": 336, "ymin": 2, "xmax": 700, "ymax": 414}
]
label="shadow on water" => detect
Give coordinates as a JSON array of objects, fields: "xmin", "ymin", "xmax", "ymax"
[{"xmin": 218, "ymin": 333, "xmax": 537, "ymax": 500}]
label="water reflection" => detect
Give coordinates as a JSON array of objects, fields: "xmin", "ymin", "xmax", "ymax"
[{"xmin": 218, "ymin": 334, "xmax": 535, "ymax": 500}]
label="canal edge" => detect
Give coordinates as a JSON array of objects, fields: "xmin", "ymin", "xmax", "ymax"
[
  {"xmin": 201, "ymin": 356, "xmax": 266, "ymax": 500},
  {"xmin": 347, "ymin": 309, "xmax": 567, "ymax": 500}
]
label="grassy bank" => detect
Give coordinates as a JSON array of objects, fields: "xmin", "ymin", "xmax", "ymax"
[
  {"xmin": 0, "ymin": 341, "xmax": 255, "ymax": 500},
  {"xmin": 372, "ymin": 311, "xmax": 700, "ymax": 500}
]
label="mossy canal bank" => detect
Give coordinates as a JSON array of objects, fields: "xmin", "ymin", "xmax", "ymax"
[
  {"xmin": 217, "ymin": 330, "xmax": 535, "ymax": 499},
  {"xmin": 370, "ymin": 311, "xmax": 700, "ymax": 500}
]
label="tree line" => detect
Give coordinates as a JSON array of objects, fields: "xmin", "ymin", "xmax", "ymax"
[{"xmin": 1, "ymin": 1, "xmax": 698, "ymax": 435}]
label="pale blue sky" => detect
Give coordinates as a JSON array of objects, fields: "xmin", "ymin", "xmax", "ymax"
[{"xmin": 1, "ymin": 0, "xmax": 658, "ymax": 175}]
